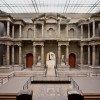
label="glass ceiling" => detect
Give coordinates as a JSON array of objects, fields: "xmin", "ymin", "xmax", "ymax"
[{"xmin": 0, "ymin": 0, "xmax": 100, "ymax": 13}]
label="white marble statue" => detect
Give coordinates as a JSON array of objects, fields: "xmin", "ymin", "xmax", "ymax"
[
  {"xmin": 36, "ymin": 56, "xmax": 42, "ymax": 66},
  {"xmin": 61, "ymin": 55, "xmax": 66, "ymax": 66}
]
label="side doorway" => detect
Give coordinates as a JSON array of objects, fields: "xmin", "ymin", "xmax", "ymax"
[{"xmin": 26, "ymin": 53, "xmax": 33, "ymax": 68}]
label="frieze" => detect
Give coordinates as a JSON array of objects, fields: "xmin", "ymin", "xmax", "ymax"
[{"xmin": 33, "ymin": 41, "xmax": 44, "ymax": 46}]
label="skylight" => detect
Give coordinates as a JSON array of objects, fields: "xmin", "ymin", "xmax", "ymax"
[{"xmin": 0, "ymin": 0, "xmax": 100, "ymax": 13}]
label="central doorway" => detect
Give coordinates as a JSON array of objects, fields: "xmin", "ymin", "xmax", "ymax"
[
  {"xmin": 69, "ymin": 53, "xmax": 76, "ymax": 68},
  {"xmin": 46, "ymin": 52, "xmax": 56, "ymax": 76},
  {"xmin": 26, "ymin": 53, "xmax": 33, "ymax": 68}
]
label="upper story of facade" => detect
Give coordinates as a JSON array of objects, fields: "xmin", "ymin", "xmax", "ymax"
[{"xmin": 0, "ymin": 11, "xmax": 100, "ymax": 42}]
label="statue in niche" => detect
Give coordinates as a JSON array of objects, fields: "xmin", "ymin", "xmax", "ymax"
[
  {"xmin": 36, "ymin": 56, "xmax": 41, "ymax": 66},
  {"xmin": 61, "ymin": 55, "xmax": 66, "ymax": 66},
  {"xmin": 47, "ymin": 28, "xmax": 55, "ymax": 36},
  {"xmin": 96, "ymin": 23, "xmax": 100, "ymax": 37}
]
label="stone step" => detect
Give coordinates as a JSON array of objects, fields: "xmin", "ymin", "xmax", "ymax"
[
  {"xmin": 0, "ymin": 94, "xmax": 16, "ymax": 100},
  {"xmin": 14, "ymin": 71, "xmax": 46, "ymax": 77},
  {"xmin": 84, "ymin": 94, "xmax": 100, "ymax": 100}
]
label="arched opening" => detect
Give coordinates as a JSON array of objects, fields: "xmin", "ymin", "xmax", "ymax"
[
  {"xmin": 69, "ymin": 28, "xmax": 74, "ymax": 38},
  {"xmin": 46, "ymin": 52, "xmax": 56, "ymax": 76},
  {"xmin": 69, "ymin": 53, "xmax": 76, "ymax": 68},
  {"xmin": 26, "ymin": 53, "xmax": 33, "ymax": 68},
  {"xmin": 27, "ymin": 28, "xmax": 33, "ymax": 38}
]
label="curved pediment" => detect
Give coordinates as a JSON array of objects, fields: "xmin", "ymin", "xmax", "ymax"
[
  {"xmin": 32, "ymin": 13, "xmax": 70, "ymax": 23},
  {"xmin": 91, "ymin": 11, "xmax": 100, "ymax": 18}
]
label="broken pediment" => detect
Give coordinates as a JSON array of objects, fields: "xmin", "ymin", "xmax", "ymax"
[{"xmin": 45, "ymin": 17, "xmax": 58, "ymax": 23}]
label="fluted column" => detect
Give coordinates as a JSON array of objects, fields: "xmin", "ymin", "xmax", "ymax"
[
  {"xmin": 88, "ymin": 45, "xmax": 90, "ymax": 65},
  {"xmin": 42, "ymin": 23, "xmax": 44, "ymax": 37},
  {"xmin": 41, "ymin": 45, "xmax": 44, "ymax": 65},
  {"xmin": 92, "ymin": 45, "xmax": 95, "ymax": 66},
  {"xmin": 81, "ymin": 24, "xmax": 83, "ymax": 39},
  {"xmin": 7, "ymin": 44, "xmax": 10, "ymax": 65},
  {"xmin": 12, "ymin": 45, "xmax": 14, "ymax": 65},
  {"xmin": 12, "ymin": 25, "xmax": 14, "ymax": 38},
  {"xmin": 19, "ymin": 25, "xmax": 22, "ymax": 38},
  {"xmin": 33, "ymin": 24, "xmax": 36, "ymax": 38},
  {"xmin": 7, "ymin": 21, "xmax": 10, "ymax": 37},
  {"xmin": 19, "ymin": 45, "xmax": 22, "ymax": 65},
  {"xmin": 58, "ymin": 21, "xmax": 60, "ymax": 37},
  {"xmin": 88, "ymin": 24, "xmax": 90, "ymax": 38},
  {"xmin": 58, "ymin": 45, "xmax": 61, "ymax": 64},
  {"xmin": 66, "ymin": 45, "xmax": 69, "ymax": 65},
  {"xmin": 93, "ymin": 20, "xmax": 95, "ymax": 37},
  {"xmin": 80, "ymin": 45, "xmax": 83, "ymax": 65},
  {"xmin": 33, "ymin": 44, "xmax": 36, "ymax": 65}
]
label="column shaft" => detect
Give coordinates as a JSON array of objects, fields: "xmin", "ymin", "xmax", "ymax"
[
  {"xmin": 19, "ymin": 46, "xmax": 22, "ymax": 65},
  {"xmin": 7, "ymin": 22, "xmax": 10, "ymax": 37},
  {"xmin": 66, "ymin": 45, "xmax": 69, "ymax": 65},
  {"xmin": 19, "ymin": 25, "xmax": 22, "ymax": 38},
  {"xmin": 58, "ymin": 22, "xmax": 60, "ymax": 37},
  {"xmin": 88, "ymin": 24, "xmax": 90, "ymax": 38},
  {"xmin": 81, "ymin": 25, "xmax": 83, "ymax": 39},
  {"xmin": 33, "ymin": 24, "xmax": 36, "ymax": 38},
  {"xmin": 12, "ymin": 25, "xmax": 14, "ymax": 38},
  {"xmin": 92, "ymin": 45, "xmax": 95, "ymax": 66},
  {"xmin": 12, "ymin": 46, "xmax": 14, "ymax": 65},
  {"xmin": 58, "ymin": 45, "xmax": 61, "ymax": 64},
  {"xmin": 33, "ymin": 45, "xmax": 36, "ymax": 65},
  {"xmin": 88, "ymin": 45, "xmax": 90, "ymax": 65},
  {"xmin": 93, "ymin": 21, "xmax": 95, "ymax": 37},
  {"xmin": 42, "ymin": 24, "xmax": 44, "ymax": 37},
  {"xmin": 80, "ymin": 45, "xmax": 83, "ymax": 65},
  {"xmin": 41, "ymin": 45, "xmax": 44, "ymax": 65},
  {"xmin": 7, "ymin": 45, "xmax": 10, "ymax": 65}
]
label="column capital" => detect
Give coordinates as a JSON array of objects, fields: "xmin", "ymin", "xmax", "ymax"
[
  {"xmin": 66, "ymin": 45, "xmax": 69, "ymax": 47},
  {"xmin": 41, "ymin": 45, "xmax": 44, "ymax": 47},
  {"xmin": 18, "ymin": 44, "xmax": 22, "ymax": 47},
  {"xmin": 58, "ymin": 44, "xmax": 61, "ymax": 47},
  {"xmin": 33, "ymin": 44, "xmax": 36, "ymax": 47},
  {"xmin": 80, "ymin": 44, "xmax": 84, "ymax": 47}
]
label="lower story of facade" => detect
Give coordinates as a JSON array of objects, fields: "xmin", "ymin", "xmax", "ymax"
[{"xmin": 0, "ymin": 40, "xmax": 100, "ymax": 68}]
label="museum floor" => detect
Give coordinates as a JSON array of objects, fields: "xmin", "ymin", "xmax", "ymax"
[{"xmin": 0, "ymin": 60, "xmax": 100, "ymax": 100}]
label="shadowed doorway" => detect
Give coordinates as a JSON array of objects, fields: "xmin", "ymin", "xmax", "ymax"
[
  {"xmin": 26, "ymin": 53, "xmax": 33, "ymax": 68},
  {"xmin": 46, "ymin": 52, "xmax": 56, "ymax": 76},
  {"xmin": 69, "ymin": 53, "xmax": 76, "ymax": 68}
]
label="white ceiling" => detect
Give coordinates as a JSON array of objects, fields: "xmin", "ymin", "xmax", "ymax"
[{"xmin": 0, "ymin": 0, "xmax": 100, "ymax": 13}]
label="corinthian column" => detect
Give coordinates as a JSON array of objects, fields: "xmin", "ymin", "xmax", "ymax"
[
  {"xmin": 58, "ymin": 45, "xmax": 61, "ymax": 65},
  {"xmin": 41, "ymin": 45, "xmax": 44, "ymax": 65},
  {"xmin": 33, "ymin": 44, "xmax": 36, "ymax": 65},
  {"xmin": 88, "ymin": 24, "xmax": 90, "ymax": 38},
  {"xmin": 58, "ymin": 21, "xmax": 60, "ymax": 37},
  {"xmin": 42, "ymin": 23, "xmax": 44, "ymax": 37},
  {"xmin": 7, "ymin": 44, "xmax": 10, "ymax": 65},
  {"xmin": 19, "ymin": 25, "xmax": 22, "ymax": 38},
  {"xmin": 12, "ymin": 25, "xmax": 14, "ymax": 38},
  {"xmin": 92, "ymin": 45, "xmax": 95, "ymax": 66},
  {"xmin": 81, "ymin": 24, "xmax": 83, "ymax": 39},
  {"xmin": 12, "ymin": 45, "xmax": 14, "ymax": 65},
  {"xmin": 66, "ymin": 45, "xmax": 69, "ymax": 66},
  {"xmin": 88, "ymin": 45, "xmax": 90, "ymax": 65},
  {"xmin": 93, "ymin": 20, "xmax": 95, "ymax": 37},
  {"xmin": 19, "ymin": 45, "xmax": 22, "ymax": 65},
  {"xmin": 80, "ymin": 45, "xmax": 83, "ymax": 65},
  {"xmin": 7, "ymin": 21, "xmax": 10, "ymax": 37},
  {"xmin": 33, "ymin": 24, "xmax": 36, "ymax": 38}
]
